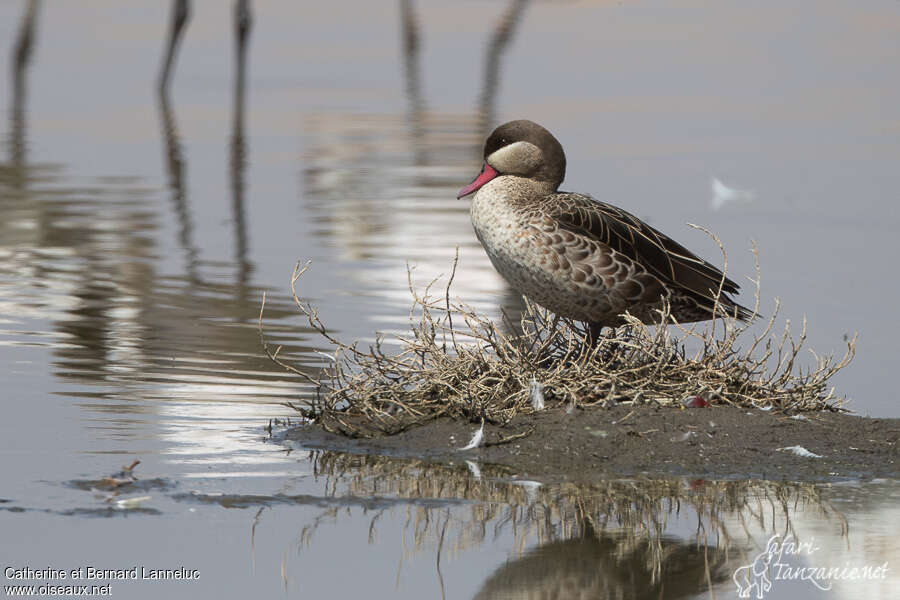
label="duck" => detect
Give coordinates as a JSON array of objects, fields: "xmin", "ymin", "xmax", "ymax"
[{"xmin": 458, "ymin": 119, "xmax": 752, "ymax": 338}]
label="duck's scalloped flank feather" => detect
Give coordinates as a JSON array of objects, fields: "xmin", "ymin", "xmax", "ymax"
[{"xmin": 540, "ymin": 193, "xmax": 752, "ymax": 320}]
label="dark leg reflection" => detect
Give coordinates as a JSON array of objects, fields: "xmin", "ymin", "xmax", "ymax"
[
  {"xmin": 158, "ymin": 0, "xmax": 191, "ymax": 93},
  {"xmin": 398, "ymin": 0, "xmax": 531, "ymax": 158},
  {"xmin": 8, "ymin": 0, "xmax": 40, "ymax": 177},
  {"xmin": 156, "ymin": 90, "xmax": 200, "ymax": 283},
  {"xmin": 230, "ymin": 0, "xmax": 254, "ymax": 300},
  {"xmin": 301, "ymin": 1, "xmax": 532, "ymax": 332},
  {"xmin": 399, "ymin": 0, "xmax": 426, "ymax": 166},
  {"xmin": 156, "ymin": 0, "xmax": 255, "ymax": 291},
  {"xmin": 0, "ymin": 0, "xmax": 314, "ymax": 412},
  {"xmin": 477, "ymin": 0, "xmax": 529, "ymax": 139}
]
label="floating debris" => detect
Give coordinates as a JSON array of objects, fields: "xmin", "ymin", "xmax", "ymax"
[
  {"xmin": 777, "ymin": 445, "xmax": 822, "ymax": 458},
  {"xmin": 464, "ymin": 460, "xmax": 482, "ymax": 480}
]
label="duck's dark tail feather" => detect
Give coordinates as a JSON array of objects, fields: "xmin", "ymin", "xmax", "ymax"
[{"xmin": 718, "ymin": 295, "xmax": 756, "ymax": 322}]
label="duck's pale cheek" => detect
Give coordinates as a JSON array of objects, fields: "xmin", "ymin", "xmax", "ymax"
[{"xmin": 486, "ymin": 141, "xmax": 541, "ymax": 175}]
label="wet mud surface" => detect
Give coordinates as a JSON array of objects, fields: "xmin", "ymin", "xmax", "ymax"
[{"xmin": 287, "ymin": 405, "xmax": 900, "ymax": 482}]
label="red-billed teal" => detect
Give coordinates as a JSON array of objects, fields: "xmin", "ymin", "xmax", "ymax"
[{"xmin": 458, "ymin": 120, "xmax": 752, "ymax": 336}]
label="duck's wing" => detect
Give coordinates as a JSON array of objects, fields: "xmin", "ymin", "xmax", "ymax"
[{"xmin": 542, "ymin": 192, "xmax": 746, "ymax": 305}]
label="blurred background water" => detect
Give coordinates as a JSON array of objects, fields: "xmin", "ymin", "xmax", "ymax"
[{"xmin": 1, "ymin": 1, "xmax": 898, "ymax": 598}]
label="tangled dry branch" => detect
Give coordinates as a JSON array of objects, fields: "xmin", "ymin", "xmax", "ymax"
[{"xmin": 260, "ymin": 236, "xmax": 855, "ymax": 438}]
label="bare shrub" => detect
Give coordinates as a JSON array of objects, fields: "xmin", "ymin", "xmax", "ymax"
[{"xmin": 260, "ymin": 235, "xmax": 855, "ymax": 438}]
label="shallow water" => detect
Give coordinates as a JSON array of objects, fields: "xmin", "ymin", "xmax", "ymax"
[{"xmin": 1, "ymin": 1, "xmax": 899, "ymax": 598}]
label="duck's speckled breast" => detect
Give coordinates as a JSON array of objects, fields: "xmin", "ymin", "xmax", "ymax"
[
  {"xmin": 469, "ymin": 178, "xmax": 535, "ymax": 278},
  {"xmin": 469, "ymin": 177, "xmax": 618, "ymax": 322}
]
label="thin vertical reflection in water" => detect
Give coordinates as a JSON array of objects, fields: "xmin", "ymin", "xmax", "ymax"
[
  {"xmin": 399, "ymin": 0, "xmax": 426, "ymax": 167},
  {"xmin": 302, "ymin": 0, "xmax": 535, "ymax": 339},
  {"xmin": 157, "ymin": 93, "xmax": 200, "ymax": 283},
  {"xmin": 477, "ymin": 0, "xmax": 529, "ymax": 140},
  {"xmin": 0, "ymin": 0, "xmax": 319, "ymax": 459},
  {"xmin": 144, "ymin": 0, "xmax": 324, "ymax": 458},
  {"xmin": 7, "ymin": 0, "xmax": 39, "ymax": 180},
  {"xmin": 157, "ymin": 0, "xmax": 190, "ymax": 93},
  {"xmin": 157, "ymin": 0, "xmax": 256, "ymax": 298},
  {"xmin": 231, "ymin": 0, "xmax": 253, "ymax": 299}
]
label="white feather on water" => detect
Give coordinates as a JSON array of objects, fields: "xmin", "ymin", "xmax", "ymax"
[
  {"xmin": 711, "ymin": 177, "xmax": 754, "ymax": 210},
  {"xmin": 113, "ymin": 495, "xmax": 153, "ymax": 510}
]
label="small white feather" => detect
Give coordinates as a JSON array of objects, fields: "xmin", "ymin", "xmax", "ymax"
[
  {"xmin": 711, "ymin": 177, "xmax": 754, "ymax": 210},
  {"xmin": 776, "ymin": 445, "xmax": 822, "ymax": 458},
  {"xmin": 113, "ymin": 495, "xmax": 153, "ymax": 509},
  {"xmin": 460, "ymin": 419, "xmax": 485, "ymax": 451},
  {"xmin": 529, "ymin": 377, "xmax": 545, "ymax": 411}
]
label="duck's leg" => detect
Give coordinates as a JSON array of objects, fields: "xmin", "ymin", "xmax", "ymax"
[{"xmin": 587, "ymin": 321, "xmax": 605, "ymax": 347}]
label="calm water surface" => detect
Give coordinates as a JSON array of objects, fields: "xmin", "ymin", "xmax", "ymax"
[{"xmin": 1, "ymin": 1, "xmax": 898, "ymax": 598}]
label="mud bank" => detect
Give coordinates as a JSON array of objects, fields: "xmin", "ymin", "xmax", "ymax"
[{"xmin": 285, "ymin": 406, "xmax": 899, "ymax": 482}]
